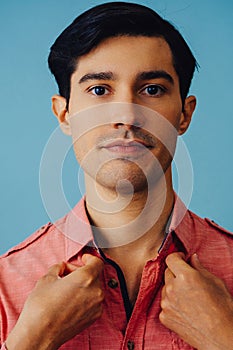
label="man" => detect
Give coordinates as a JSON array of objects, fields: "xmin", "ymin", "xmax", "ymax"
[{"xmin": 1, "ymin": 2, "xmax": 233, "ymax": 349}]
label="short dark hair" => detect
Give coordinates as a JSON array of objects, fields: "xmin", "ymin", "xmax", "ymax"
[{"xmin": 48, "ymin": 2, "xmax": 198, "ymax": 108}]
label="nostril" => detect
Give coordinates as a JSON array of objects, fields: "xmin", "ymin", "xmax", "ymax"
[
  {"xmin": 113, "ymin": 122, "xmax": 141, "ymax": 130},
  {"xmin": 115, "ymin": 123, "xmax": 124, "ymax": 128}
]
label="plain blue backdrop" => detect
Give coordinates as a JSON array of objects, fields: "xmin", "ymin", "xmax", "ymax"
[{"xmin": 1, "ymin": 0, "xmax": 233, "ymax": 254}]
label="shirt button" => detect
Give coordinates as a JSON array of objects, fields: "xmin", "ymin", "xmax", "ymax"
[
  {"xmin": 127, "ymin": 340, "xmax": 135, "ymax": 349},
  {"xmin": 107, "ymin": 278, "xmax": 119, "ymax": 289}
]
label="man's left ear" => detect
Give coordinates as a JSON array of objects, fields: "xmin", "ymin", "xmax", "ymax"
[
  {"xmin": 51, "ymin": 95, "xmax": 71, "ymax": 135},
  {"xmin": 178, "ymin": 95, "xmax": 197, "ymax": 135}
]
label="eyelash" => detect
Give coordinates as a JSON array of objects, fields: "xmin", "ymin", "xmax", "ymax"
[
  {"xmin": 87, "ymin": 85, "xmax": 109, "ymax": 96},
  {"xmin": 87, "ymin": 84, "xmax": 167, "ymax": 97},
  {"xmin": 140, "ymin": 84, "xmax": 167, "ymax": 97}
]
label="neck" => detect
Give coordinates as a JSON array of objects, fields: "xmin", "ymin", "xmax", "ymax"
[{"xmin": 85, "ymin": 169, "xmax": 174, "ymax": 259}]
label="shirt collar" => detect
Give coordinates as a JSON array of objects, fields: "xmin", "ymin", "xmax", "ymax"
[
  {"xmin": 60, "ymin": 194, "xmax": 195, "ymax": 261},
  {"xmin": 168, "ymin": 193, "xmax": 195, "ymax": 254},
  {"xmin": 54, "ymin": 197, "xmax": 95, "ymax": 261}
]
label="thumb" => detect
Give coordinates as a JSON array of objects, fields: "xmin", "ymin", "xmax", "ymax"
[
  {"xmin": 47, "ymin": 262, "xmax": 66, "ymax": 277},
  {"xmin": 36, "ymin": 262, "xmax": 66, "ymax": 285},
  {"xmin": 190, "ymin": 254, "xmax": 209, "ymax": 275},
  {"xmin": 82, "ymin": 254, "xmax": 104, "ymax": 273}
]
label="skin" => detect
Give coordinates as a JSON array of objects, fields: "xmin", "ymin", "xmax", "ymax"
[
  {"xmin": 5, "ymin": 36, "xmax": 233, "ymax": 349},
  {"xmin": 160, "ymin": 253, "xmax": 233, "ymax": 350},
  {"xmin": 52, "ymin": 35, "xmax": 196, "ymax": 302},
  {"xmin": 54, "ymin": 36, "xmax": 195, "ymax": 195},
  {"xmin": 52, "ymin": 35, "xmax": 196, "ymax": 252},
  {"xmin": 6, "ymin": 255, "xmax": 104, "ymax": 350}
]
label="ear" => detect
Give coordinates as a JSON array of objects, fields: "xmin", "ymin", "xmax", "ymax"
[
  {"xmin": 178, "ymin": 95, "xmax": 197, "ymax": 135},
  {"xmin": 51, "ymin": 95, "xmax": 71, "ymax": 135}
]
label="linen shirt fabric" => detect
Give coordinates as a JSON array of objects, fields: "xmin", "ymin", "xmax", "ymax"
[{"xmin": 0, "ymin": 196, "xmax": 233, "ymax": 350}]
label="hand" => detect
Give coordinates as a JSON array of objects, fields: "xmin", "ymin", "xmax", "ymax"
[
  {"xmin": 6, "ymin": 254, "xmax": 104, "ymax": 350},
  {"xmin": 159, "ymin": 252, "xmax": 233, "ymax": 350}
]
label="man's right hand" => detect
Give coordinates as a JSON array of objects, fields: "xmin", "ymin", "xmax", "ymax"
[{"xmin": 6, "ymin": 254, "xmax": 104, "ymax": 350}]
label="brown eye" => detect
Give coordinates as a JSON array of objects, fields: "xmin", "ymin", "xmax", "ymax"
[
  {"xmin": 147, "ymin": 85, "xmax": 160, "ymax": 95},
  {"xmin": 141, "ymin": 84, "xmax": 166, "ymax": 97},
  {"xmin": 92, "ymin": 86, "xmax": 107, "ymax": 95}
]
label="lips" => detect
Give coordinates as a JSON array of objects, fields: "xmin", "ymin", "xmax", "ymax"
[{"xmin": 98, "ymin": 139, "xmax": 153, "ymax": 155}]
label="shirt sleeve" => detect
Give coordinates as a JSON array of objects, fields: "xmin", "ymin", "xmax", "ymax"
[{"xmin": 0, "ymin": 344, "xmax": 7, "ymax": 350}]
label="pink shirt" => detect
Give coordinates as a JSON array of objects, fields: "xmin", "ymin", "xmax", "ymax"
[{"xmin": 1, "ymin": 196, "xmax": 233, "ymax": 349}]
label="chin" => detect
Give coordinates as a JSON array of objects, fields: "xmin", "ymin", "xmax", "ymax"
[{"xmin": 95, "ymin": 159, "xmax": 165, "ymax": 195}]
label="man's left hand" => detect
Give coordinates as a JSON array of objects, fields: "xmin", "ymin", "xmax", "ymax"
[{"xmin": 159, "ymin": 252, "xmax": 233, "ymax": 350}]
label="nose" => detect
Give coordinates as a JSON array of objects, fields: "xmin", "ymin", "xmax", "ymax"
[{"xmin": 111, "ymin": 102, "xmax": 145, "ymax": 130}]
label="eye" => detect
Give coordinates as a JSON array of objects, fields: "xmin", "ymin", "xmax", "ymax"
[
  {"xmin": 140, "ymin": 84, "xmax": 166, "ymax": 97},
  {"xmin": 88, "ymin": 85, "xmax": 109, "ymax": 96}
]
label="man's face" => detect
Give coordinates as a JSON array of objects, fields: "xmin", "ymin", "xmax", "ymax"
[{"xmin": 53, "ymin": 36, "xmax": 195, "ymax": 193}]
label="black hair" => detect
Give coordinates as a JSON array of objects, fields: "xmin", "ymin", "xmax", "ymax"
[{"xmin": 48, "ymin": 2, "xmax": 198, "ymax": 107}]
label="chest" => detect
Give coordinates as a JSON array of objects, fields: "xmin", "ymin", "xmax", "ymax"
[
  {"xmin": 124, "ymin": 271, "xmax": 142, "ymax": 306},
  {"xmin": 59, "ymin": 261, "xmax": 195, "ymax": 350},
  {"xmin": 102, "ymin": 258, "xmax": 165, "ymax": 320}
]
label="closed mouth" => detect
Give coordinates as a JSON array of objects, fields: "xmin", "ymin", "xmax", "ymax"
[
  {"xmin": 99, "ymin": 139, "xmax": 153, "ymax": 149},
  {"xmin": 98, "ymin": 139, "xmax": 154, "ymax": 155}
]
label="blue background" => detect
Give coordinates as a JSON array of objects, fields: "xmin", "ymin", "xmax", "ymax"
[{"xmin": 1, "ymin": 0, "xmax": 232, "ymax": 254}]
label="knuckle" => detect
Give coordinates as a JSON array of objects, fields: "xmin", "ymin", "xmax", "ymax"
[
  {"xmin": 178, "ymin": 270, "xmax": 194, "ymax": 284},
  {"xmin": 159, "ymin": 310, "xmax": 166, "ymax": 324},
  {"xmin": 160, "ymin": 298, "xmax": 167, "ymax": 310},
  {"xmin": 81, "ymin": 271, "xmax": 95, "ymax": 286},
  {"xmin": 160, "ymin": 293, "xmax": 171, "ymax": 311},
  {"xmin": 177, "ymin": 272, "xmax": 186, "ymax": 282},
  {"xmin": 91, "ymin": 287, "xmax": 104, "ymax": 303},
  {"xmin": 165, "ymin": 284, "xmax": 173, "ymax": 295},
  {"xmin": 164, "ymin": 284, "xmax": 175, "ymax": 300},
  {"xmin": 96, "ymin": 288, "xmax": 105, "ymax": 302}
]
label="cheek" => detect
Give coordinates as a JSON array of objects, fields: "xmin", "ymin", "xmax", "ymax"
[
  {"xmin": 73, "ymin": 139, "xmax": 86, "ymax": 164},
  {"xmin": 72, "ymin": 129, "xmax": 101, "ymax": 169},
  {"xmin": 162, "ymin": 109, "xmax": 182, "ymax": 131},
  {"xmin": 72, "ymin": 135, "xmax": 93, "ymax": 164},
  {"xmin": 152, "ymin": 96, "xmax": 182, "ymax": 130},
  {"xmin": 168, "ymin": 97, "xmax": 183, "ymax": 127}
]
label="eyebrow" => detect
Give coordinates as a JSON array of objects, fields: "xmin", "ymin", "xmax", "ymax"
[
  {"xmin": 78, "ymin": 69, "xmax": 174, "ymax": 85},
  {"xmin": 137, "ymin": 70, "xmax": 174, "ymax": 85},
  {"xmin": 79, "ymin": 71, "xmax": 115, "ymax": 84}
]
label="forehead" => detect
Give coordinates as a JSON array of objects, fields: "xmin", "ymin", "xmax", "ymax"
[{"xmin": 73, "ymin": 36, "xmax": 177, "ymax": 80}]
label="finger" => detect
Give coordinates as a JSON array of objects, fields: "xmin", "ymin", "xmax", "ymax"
[
  {"xmin": 164, "ymin": 267, "xmax": 175, "ymax": 284},
  {"xmin": 165, "ymin": 252, "xmax": 190, "ymax": 277},
  {"xmin": 36, "ymin": 262, "xmax": 66, "ymax": 286},
  {"xmin": 190, "ymin": 254, "xmax": 210, "ymax": 276},
  {"xmin": 47, "ymin": 262, "xmax": 66, "ymax": 277},
  {"xmin": 161, "ymin": 285, "xmax": 166, "ymax": 301},
  {"xmin": 82, "ymin": 254, "xmax": 104, "ymax": 277},
  {"xmin": 160, "ymin": 285, "xmax": 171, "ymax": 315},
  {"xmin": 62, "ymin": 255, "xmax": 104, "ymax": 285},
  {"xmin": 62, "ymin": 262, "xmax": 81, "ymax": 276}
]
